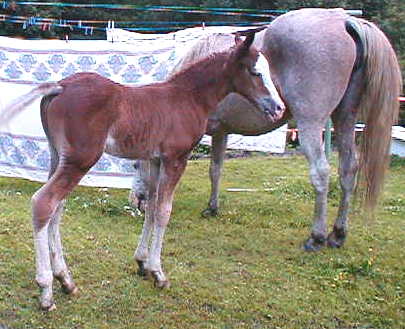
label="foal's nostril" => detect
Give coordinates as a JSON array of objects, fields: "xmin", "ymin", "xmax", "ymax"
[
  {"xmin": 276, "ymin": 103, "xmax": 285, "ymax": 113},
  {"xmin": 138, "ymin": 193, "xmax": 146, "ymax": 201}
]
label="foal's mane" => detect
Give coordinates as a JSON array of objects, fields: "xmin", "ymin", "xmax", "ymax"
[
  {"xmin": 166, "ymin": 50, "xmax": 230, "ymax": 91},
  {"xmin": 169, "ymin": 33, "xmax": 236, "ymax": 78},
  {"xmin": 169, "ymin": 30, "xmax": 267, "ymax": 80}
]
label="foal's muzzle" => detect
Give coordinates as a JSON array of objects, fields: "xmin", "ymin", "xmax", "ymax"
[{"xmin": 261, "ymin": 97, "xmax": 286, "ymax": 122}]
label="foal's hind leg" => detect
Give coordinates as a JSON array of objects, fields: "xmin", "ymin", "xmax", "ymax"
[
  {"xmin": 48, "ymin": 201, "xmax": 77, "ymax": 294},
  {"xmin": 32, "ymin": 165, "xmax": 90, "ymax": 310},
  {"xmin": 46, "ymin": 148, "xmax": 77, "ymax": 295},
  {"xmin": 202, "ymin": 132, "xmax": 228, "ymax": 217},
  {"xmin": 298, "ymin": 125, "xmax": 330, "ymax": 251}
]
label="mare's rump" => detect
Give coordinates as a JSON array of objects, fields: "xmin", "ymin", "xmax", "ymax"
[{"xmin": 263, "ymin": 8, "xmax": 356, "ymax": 117}]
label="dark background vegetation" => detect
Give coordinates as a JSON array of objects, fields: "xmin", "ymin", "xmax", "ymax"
[{"xmin": 0, "ymin": 0, "xmax": 404, "ymax": 123}]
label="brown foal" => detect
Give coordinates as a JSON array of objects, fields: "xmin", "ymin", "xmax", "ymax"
[{"xmin": 0, "ymin": 32, "xmax": 285, "ymax": 310}]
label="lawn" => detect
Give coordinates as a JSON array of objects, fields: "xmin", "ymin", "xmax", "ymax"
[{"xmin": 0, "ymin": 154, "xmax": 404, "ymax": 329}]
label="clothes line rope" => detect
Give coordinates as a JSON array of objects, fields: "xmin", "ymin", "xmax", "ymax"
[
  {"xmin": 2, "ymin": 2, "xmax": 363, "ymax": 17},
  {"xmin": 0, "ymin": 14, "xmax": 270, "ymax": 33}
]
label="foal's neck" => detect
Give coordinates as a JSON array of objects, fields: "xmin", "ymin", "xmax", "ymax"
[{"xmin": 170, "ymin": 52, "xmax": 232, "ymax": 112}]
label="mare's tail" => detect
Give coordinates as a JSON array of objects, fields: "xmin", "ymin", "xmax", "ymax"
[
  {"xmin": 0, "ymin": 83, "xmax": 63, "ymax": 128},
  {"xmin": 346, "ymin": 17, "xmax": 402, "ymax": 212}
]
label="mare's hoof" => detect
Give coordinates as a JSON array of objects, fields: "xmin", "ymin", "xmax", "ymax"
[
  {"xmin": 136, "ymin": 260, "xmax": 148, "ymax": 277},
  {"xmin": 40, "ymin": 300, "xmax": 56, "ymax": 312},
  {"xmin": 303, "ymin": 236, "xmax": 326, "ymax": 252},
  {"xmin": 201, "ymin": 207, "xmax": 218, "ymax": 218},
  {"xmin": 327, "ymin": 228, "xmax": 347, "ymax": 248}
]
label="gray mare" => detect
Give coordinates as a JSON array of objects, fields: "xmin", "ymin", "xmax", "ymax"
[{"xmin": 130, "ymin": 8, "xmax": 402, "ymax": 251}]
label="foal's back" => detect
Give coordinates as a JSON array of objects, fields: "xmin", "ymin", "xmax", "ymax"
[{"xmin": 46, "ymin": 72, "xmax": 209, "ymax": 161}]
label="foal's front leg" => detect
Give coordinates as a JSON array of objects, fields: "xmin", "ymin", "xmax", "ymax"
[
  {"xmin": 144, "ymin": 158, "xmax": 187, "ymax": 288},
  {"xmin": 134, "ymin": 160, "xmax": 159, "ymax": 276}
]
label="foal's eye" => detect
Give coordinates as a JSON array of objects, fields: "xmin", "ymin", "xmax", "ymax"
[{"xmin": 250, "ymin": 70, "xmax": 262, "ymax": 78}]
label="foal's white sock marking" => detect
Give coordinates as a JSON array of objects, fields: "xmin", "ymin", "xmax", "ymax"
[{"xmin": 34, "ymin": 225, "xmax": 53, "ymax": 287}]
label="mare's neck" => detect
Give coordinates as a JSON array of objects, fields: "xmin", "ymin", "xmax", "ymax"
[{"xmin": 169, "ymin": 53, "xmax": 232, "ymax": 112}]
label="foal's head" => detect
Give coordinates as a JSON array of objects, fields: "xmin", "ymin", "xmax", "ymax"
[{"xmin": 226, "ymin": 32, "xmax": 285, "ymax": 121}]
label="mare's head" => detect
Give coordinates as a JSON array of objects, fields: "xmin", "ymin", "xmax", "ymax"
[{"xmin": 225, "ymin": 32, "xmax": 285, "ymax": 121}]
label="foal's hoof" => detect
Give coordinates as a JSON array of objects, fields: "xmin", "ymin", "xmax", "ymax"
[
  {"xmin": 61, "ymin": 282, "xmax": 78, "ymax": 295},
  {"xmin": 327, "ymin": 228, "xmax": 347, "ymax": 249},
  {"xmin": 201, "ymin": 207, "xmax": 218, "ymax": 218},
  {"xmin": 67, "ymin": 286, "xmax": 79, "ymax": 296},
  {"xmin": 303, "ymin": 235, "xmax": 326, "ymax": 252}
]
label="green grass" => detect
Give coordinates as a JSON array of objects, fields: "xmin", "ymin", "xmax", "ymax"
[{"xmin": 0, "ymin": 154, "xmax": 404, "ymax": 329}]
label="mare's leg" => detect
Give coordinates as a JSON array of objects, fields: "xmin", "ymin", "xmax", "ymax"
[
  {"xmin": 134, "ymin": 159, "xmax": 159, "ymax": 276},
  {"xmin": 327, "ymin": 114, "xmax": 358, "ymax": 248},
  {"xmin": 327, "ymin": 71, "xmax": 363, "ymax": 247},
  {"xmin": 32, "ymin": 164, "xmax": 91, "ymax": 310},
  {"xmin": 298, "ymin": 124, "xmax": 330, "ymax": 251},
  {"xmin": 145, "ymin": 157, "xmax": 188, "ymax": 288},
  {"xmin": 202, "ymin": 132, "xmax": 228, "ymax": 217},
  {"xmin": 129, "ymin": 160, "xmax": 148, "ymax": 212}
]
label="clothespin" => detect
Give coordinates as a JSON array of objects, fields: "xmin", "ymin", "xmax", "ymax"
[
  {"xmin": 41, "ymin": 22, "xmax": 50, "ymax": 31},
  {"xmin": 22, "ymin": 20, "xmax": 27, "ymax": 29},
  {"xmin": 202, "ymin": 21, "xmax": 205, "ymax": 30},
  {"xmin": 2, "ymin": 1, "xmax": 8, "ymax": 9},
  {"xmin": 108, "ymin": 20, "xmax": 115, "ymax": 43},
  {"xmin": 78, "ymin": 20, "xmax": 82, "ymax": 28},
  {"xmin": 90, "ymin": 26, "xmax": 94, "ymax": 35},
  {"xmin": 65, "ymin": 34, "xmax": 69, "ymax": 42}
]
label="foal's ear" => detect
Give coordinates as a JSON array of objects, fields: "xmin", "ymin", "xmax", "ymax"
[
  {"xmin": 233, "ymin": 32, "xmax": 255, "ymax": 59},
  {"xmin": 234, "ymin": 33, "xmax": 243, "ymax": 45}
]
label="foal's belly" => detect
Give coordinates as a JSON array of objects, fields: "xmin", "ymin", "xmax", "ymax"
[{"xmin": 104, "ymin": 134, "xmax": 158, "ymax": 160}]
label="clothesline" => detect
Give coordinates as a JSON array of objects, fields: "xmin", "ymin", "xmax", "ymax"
[{"xmin": 0, "ymin": 13, "xmax": 270, "ymax": 34}]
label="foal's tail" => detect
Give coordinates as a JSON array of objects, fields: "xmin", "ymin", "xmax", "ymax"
[
  {"xmin": 0, "ymin": 83, "xmax": 63, "ymax": 128},
  {"xmin": 346, "ymin": 17, "xmax": 402, "ymax": 213}
]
